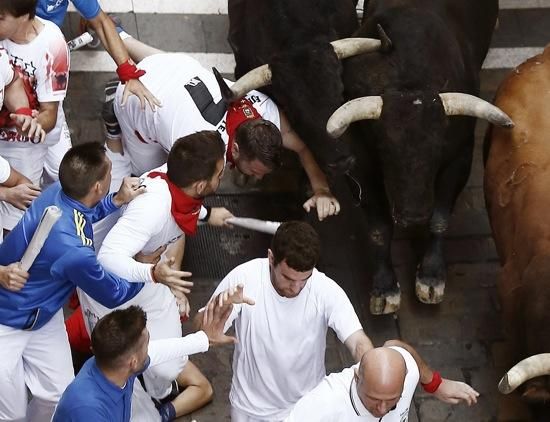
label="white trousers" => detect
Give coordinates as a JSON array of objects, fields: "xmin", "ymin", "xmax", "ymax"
[
  {"xmin": 114, "ymin": 97, "xmax": 168, "ymax": 177},
  {"xmin": 0, "ymin": 310, "xmax": 74, "ymax": 421}
]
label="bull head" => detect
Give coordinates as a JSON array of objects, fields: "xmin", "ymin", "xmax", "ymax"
[
  {"xmin": 214, "ymin": 37, "xmax": 384, "ymax": 103},
  {"xmin": 326, "ymin": 93, "xmax": 514, "ymax": 138}
]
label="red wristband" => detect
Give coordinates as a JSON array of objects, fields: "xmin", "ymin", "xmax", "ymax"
[
  {"xmin": 116, "ymin": 59, "xmax": 146, "ymax": 83},
  {"xmin": 421, "ymin": 371, "xmax": 442, "ymax": 393},
  {"xmin": 14, "ymin": 107, "xmax": 33, "ymax": 116}
]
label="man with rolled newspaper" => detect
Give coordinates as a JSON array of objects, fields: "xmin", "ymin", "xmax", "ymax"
[
  {"xmin": 79, "ymin": 131, "xmax": 234, "ymax": 421},
  {"xmin": 0, "ymin": 143, "xmax": 189, "ymax": 422}
]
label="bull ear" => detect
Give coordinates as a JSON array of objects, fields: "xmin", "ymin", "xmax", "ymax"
[
  {"xmin": 212, "ymin": 67, "xmax": 236, "ymax": 103},
  {"xmin": 376, "ymin": 24, "xmax": 392, "ymax": 52}
]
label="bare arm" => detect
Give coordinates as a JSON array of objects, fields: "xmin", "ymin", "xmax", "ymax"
[
  {"xmin": 384, "ymin": 339, "xmax": 479, "ymax": 406},
  {"xmin": 0, "ymin": 166, "xmax": 41, "ymax": 210},
  {"xmin": 4, "ymin": 74, "xmax": 46, "ymax": 142},
  {"xmin": 3, "ymin": 72, "xmax": 29, "ymax": 111},
  {"xmin": 344, "ymin": 329, "xmax": 374, "ymax": 362},
  {"xmin": 279, "ymin": 111, "xmax": 340, "ymax": 221},
  {"xmin": 87, "ymin": 10, "xmax": 160, "ymax": 110},
  {"xmin": 36, "ymin": 101, "xmax": 59, "ymax": 133}
]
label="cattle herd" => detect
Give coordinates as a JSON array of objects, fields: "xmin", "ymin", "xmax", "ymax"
[{"xmin": 222, "ymin": 0, "xmax": 550, "ymax": 419}]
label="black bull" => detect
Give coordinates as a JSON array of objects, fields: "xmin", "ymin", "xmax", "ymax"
[
  {"xmin": 227, "ymin": 0, "xmax": 511, "ymax": 314},
  {"xmin": 337, "ymin": 0, "xmax": 503, "ymax": 313},
  {"xmin": 227, "ymin": 0, "xmax": 360, "ymax": 174}
]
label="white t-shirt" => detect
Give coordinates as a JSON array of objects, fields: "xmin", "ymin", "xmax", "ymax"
[
  {"xmin": 98, "ymin": 164, "xmax": 183, "ymax": 284},
  {"xmin": 80, "ymin": 164, "xmax": 184, "ymax": 334},
  {"xmin": 285, "ymin": 347, "xmax": 420, "ymax": 422},
  {"xmin": 0, "ymin": 18, "xmax": 69, "ymax": 146},
  {"xmin": 114, "ymin": 53, "xmax": 280, "ymax": 155},
  {"xmin": 210, "ymin": 258, "xmax": 363, "ymax": 420},
  {"xmin": 0, "ymin": 48, "xmax": 15, "ymax": 109}
]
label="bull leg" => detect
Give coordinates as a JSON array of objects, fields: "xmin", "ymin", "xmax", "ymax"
[
  {"xmin": 415, "ymin": 210, "xmax": 448, "ymax": 304},
  {"xmin": 416, "ymin": 141, "xmax": 473, "ymax": 304},
  {"xmin": 351, "ymin": 173, "xmax": 401, "ymax": 314}
]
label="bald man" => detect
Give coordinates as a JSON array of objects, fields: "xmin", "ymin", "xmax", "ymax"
[{"xmin": 285, "ymin": 340, "xmax": 479, "ymax": 421}]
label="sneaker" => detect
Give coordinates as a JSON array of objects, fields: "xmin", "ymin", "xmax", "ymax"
[{"xmin": 102, "ymin": 78, "xmax": 122, "ymax": 140}]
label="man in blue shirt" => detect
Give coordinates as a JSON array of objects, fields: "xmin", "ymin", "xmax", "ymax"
[
  {"xmin": 53, "ymin": 295, "xmax": 248, "ymax": 421},
  {"xmin": 35, "ymin": 0, "xmax": 160, "ymax": 110},
  {"xmin": 0, "ymin": 142, "xmax": 189, "ymax": 422}
]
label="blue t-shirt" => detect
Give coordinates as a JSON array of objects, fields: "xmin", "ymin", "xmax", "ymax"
[
  {"xmin": 53, "ymin": 357, "xmax": 138, "ymax": 422},
  {"xmin": 36, "ymin": 0, "xmax": 101, "ymax": 27}
]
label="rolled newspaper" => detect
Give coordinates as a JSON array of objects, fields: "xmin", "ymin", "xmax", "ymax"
[
  {"xmin": 67, "ymin": 32, "xmax": 94, "ymax": 51},
  {"xmin": 226, "ymin": 217, "xmax": 281, "ymax": 235},
  {"xmin": 20, "ymin": 206, "xmax": 62, "ymax": 271}
]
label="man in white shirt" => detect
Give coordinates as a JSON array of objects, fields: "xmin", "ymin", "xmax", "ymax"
[
  {"xmin": 79, "ymin": 130, "xmax": 234, "ymax": 421},
  {"xmin": 106, "ymin": 49, "xmax": 340, "ymax": 223},
  {"xmin": 285, "ymin": 341, "xmax": 480, "ymax": 421},
  {"xmin": 196, "ymin": 221, "xmax": 374, "ymax": 421},
  {"xmin": 0, "ymin": 0, "xmax": 70, "ymax": 231}
]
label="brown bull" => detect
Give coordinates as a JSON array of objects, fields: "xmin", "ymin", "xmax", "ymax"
[{"xmin": 485, "ymin": 44, "xmax": 550, "ymax": 411}]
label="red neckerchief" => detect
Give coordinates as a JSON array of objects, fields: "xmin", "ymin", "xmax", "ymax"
[
  {"xmin": 225, "ymin": 97, "xmax": 262, "ymax": 167},
  {"xmin": 149, "ymin": 171, "xmax": 203, "ymax": 236}
]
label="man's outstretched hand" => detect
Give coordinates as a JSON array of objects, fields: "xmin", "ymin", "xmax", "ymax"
[{"xmin": 434, "ymin": 379, "xmax": 480, "ymax": 406}]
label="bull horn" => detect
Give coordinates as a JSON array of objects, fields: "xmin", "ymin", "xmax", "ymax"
[
  {"xmin": 326, "ymin": 96, "xmax": 383, "ymax": 138},
  {"xmin": 439, "ymin": 92, "xmax": 514, "ymax": 128},
  {"xmin": 330, "ymin": 38, "xmax": 382, "ymax": 60},
  {"xmin": 498, "ymin": 353, "xmax": 550, "ymax": 394},
  {"xmin": 213, "ymin": 65, "xmax": 272, "ymax": 103}
]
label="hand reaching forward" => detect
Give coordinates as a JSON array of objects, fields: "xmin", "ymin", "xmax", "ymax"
[
  {"xmin": 113, "ymin": 176, "xmax": 146, "ymax": 207},
  {"xmin": 217, "ymin": 283, "xmax": 255, "ymax": 307},
  {"xmin": 434, "ymin": 378, "xmax": 479, "ymax": 406},
  {"xmin": 154, "ymin": 257, "xmax": 194, "ymax": 294},
  {"xmin": 202, "ymin": 297, "xmax": 236, "ymax": 346},
  {"xmin": 303, "ymin": 189, "xmax": 341, "ymax": 221},
  {"xmin": 208, "ymin": 207, "xmax": 235, "ymax": 227}
]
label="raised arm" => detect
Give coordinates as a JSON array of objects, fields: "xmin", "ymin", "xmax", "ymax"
[
  {"xmin": 279, "ymin": 111, "xmax": 340, "ymax": 221},
  {"xmin": 86, "ymin": 10, "xmax": 160, "ymax": 110},
  {"xmin": 344, "ymin": 329, "xmax": 374, "ymax": 362},
  {"xmin": 384, "ymin": 339, "xmax": 479, "ymax": 406}
]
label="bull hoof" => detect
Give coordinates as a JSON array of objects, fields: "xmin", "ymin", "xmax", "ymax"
[
  {"xmin": 370, "ymin": 288, "xmax": 401, "ymax": 315},
  {"xmin": 415, "ymin": 277, "xmax": 445, "ymax": 304}
]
